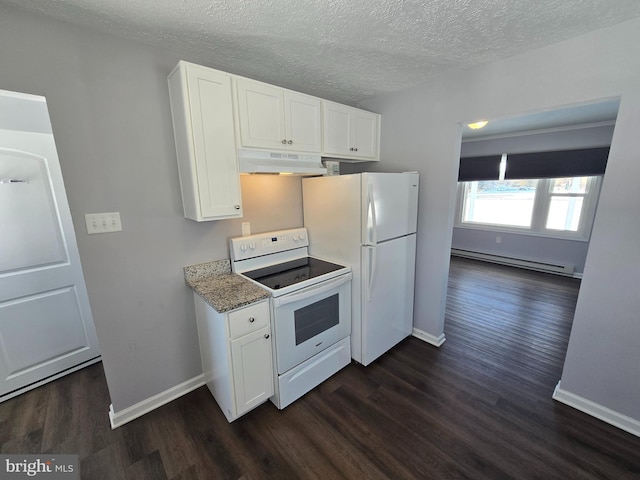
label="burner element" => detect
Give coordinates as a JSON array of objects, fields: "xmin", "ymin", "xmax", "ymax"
[{"xmin": 243, "ymin": 257, "xmax": 345, "ymax": 290}]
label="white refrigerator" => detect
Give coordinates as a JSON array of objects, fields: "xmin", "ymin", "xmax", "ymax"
[{"xmin": 302, "ymin": 172, "xmax": 419, "ymax": 366}]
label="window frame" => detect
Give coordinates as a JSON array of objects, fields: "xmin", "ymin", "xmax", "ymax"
[{"xmin": 454, "ymin": 176, "xmax": 602, "ymax": 241}]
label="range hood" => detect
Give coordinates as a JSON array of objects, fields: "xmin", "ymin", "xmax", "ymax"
[{"xmin": 238, "ymin": 149, "xmax": 327, "ymax": 175}]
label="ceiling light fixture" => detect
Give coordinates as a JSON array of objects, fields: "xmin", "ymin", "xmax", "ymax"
[{"xmin": 468, "ymin": 120, "xmax": 488, "ymax": 130}]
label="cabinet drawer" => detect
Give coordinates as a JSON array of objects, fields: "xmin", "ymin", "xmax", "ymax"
[{"xmin": 228, "ymin": 300, "xmax": 270, "ymax": 339}]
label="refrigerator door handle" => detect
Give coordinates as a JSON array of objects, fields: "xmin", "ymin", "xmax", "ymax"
[
  {"xmin": 366, "ymin": 184, "xmax": 378, "ymax": 245},
  {"xmin": 365, "ymin": 245, "xmax": 377, "ymax": 302}
]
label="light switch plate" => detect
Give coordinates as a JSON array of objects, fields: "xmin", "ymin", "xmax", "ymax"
[{"xmin": 85, "ymin": 212, "xmax": 122, "ymax": 234}]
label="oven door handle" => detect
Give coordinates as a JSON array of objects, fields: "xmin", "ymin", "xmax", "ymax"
[{"xmin": 273, "ymin": 272, "xmax": 352, "ymax": 307}]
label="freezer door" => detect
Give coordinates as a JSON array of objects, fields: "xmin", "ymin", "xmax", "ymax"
[
  {"xmin": 360, "ymin": 234, "xmax": 417, "ymax": 366},
  {"xmin": 362, "ymin": 172, "xmax": 419, "ymax": 244},
  {"xmin": 303, "ymin": 174, "xmax": 361, "ymax": 265}
]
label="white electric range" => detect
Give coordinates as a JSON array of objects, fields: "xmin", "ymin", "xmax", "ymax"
[{"xmin": 230, "ymin": 228, "xmax": 352, "ymax": 409}]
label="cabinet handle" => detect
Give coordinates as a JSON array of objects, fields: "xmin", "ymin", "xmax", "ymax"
[
  {"xmin": 264, "ymin": 334, "xmax": 270, "ymax": 339},
  {"xmin": 248, "ymin": 317, "xmax": 255, "ymax": 323},
  {"xmin": 282, "ymin": 139, "xmax": 287, "ymax": 144},
  {"xmin": 234, "ymin": 205, "xmax": 240, "ymax": 210},
  {"xmin": 287, "ymin": 140, "xmax": 293, "ymax": 145},
  {"xmin": 0, "ymin": 178, "xmax": 28, "ymax": 184}
]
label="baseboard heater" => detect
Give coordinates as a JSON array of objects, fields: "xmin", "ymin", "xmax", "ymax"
[{"xmin": 451, "ymin": 248, "xmax": 575, "ymax": 276}]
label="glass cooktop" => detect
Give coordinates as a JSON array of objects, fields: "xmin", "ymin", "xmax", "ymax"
[{"xmin": 243, "ymin": 257, "xmax": 346, "ymax": 291}]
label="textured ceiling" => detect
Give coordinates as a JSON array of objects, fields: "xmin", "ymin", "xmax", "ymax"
[{"xmin": 3, "ymin": 0, "xmax": 640, "ymax": 104}]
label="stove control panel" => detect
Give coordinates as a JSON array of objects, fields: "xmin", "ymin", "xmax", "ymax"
[{"xmin": 230, "ymin": 227, "xmax": 309, "ymax": 261}]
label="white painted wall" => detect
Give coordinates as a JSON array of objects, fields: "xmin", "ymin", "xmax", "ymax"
[
  {"xmin": 0, "ymin": 6, "xmax": 304, "ymax": 413},
  {"xmin": 360, "ymin": 17, "xmax": 640, "ymax": 423}
]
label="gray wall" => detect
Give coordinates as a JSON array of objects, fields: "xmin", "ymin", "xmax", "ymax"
[
  {"xmin": 3, "ymin": 4, "xmax": 640, "ymax": 428},
  {"xmin": 0, "ymin": 6, "xmax": 304, "ymax": 412},
  {"xmin": 451, "ymin": 229, "xmax": 591, "ymax": 274},
  {"xmin": 360, "ymin": 18, "xmax": 640, "ymax": 422},
  {"xmin": 460, "ymin": 123, "xmax": 615, "ymax": 157},
  {"xmin": 452, "ymin": 124, "xmax": 615, "ymax": 275}
]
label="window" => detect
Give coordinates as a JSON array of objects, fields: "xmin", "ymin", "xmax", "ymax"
[
  {"xmin": 545, "ymin": 177, "xmax": 590, "ymax": 231},
  {"xmin": 462, "ymin": 179, "xmax": 538, "ymax": 228},
  {"xmin": 457, "ymin": 176, "xmax": 601, "ymax": 240}
]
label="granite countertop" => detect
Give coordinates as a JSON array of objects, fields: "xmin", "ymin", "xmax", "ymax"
[{"xmin": 184, "ymin": 259, "xmax": 270, "ymax": 313}]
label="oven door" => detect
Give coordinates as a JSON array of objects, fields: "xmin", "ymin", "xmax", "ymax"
[{"xmin": 272, "ymin": 272, "xmax": 352, "ymax": 374}]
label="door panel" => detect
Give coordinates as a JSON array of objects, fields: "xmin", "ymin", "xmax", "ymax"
[
  {"xmin": 322, "ymin": 102, "xmax": 350, "ymax": 156},
  {"xmin": 0, "ymin": 150, "xmax": 66, "ymax": 272},
  {"xmin": 236, "ymin": 79, "xmax": 286, "ymax": 149},
  {"xmin": 186, "ymin": 69, "xmax": 241, "ymax": 219},
  {"xmin": 273, "ymin": 276, "xmax": 351, "ymax": 375},
  {"xmin": 361, "ymin": 234, "xmax": 416, "ymax": 366},
  {"xmin": 0, "ymin": 287, "xmax": 90, "ymax": 376},
  {"xmin": 231, "ymin": 327, "xmax": 274, "ymax": 416},
  {"xmin": 353, "ymin": 111, "xmax": 378, "ymax": 159},
  {"xmin": 362, "ymin": 172, "xmax": 419, "ymax": 243},
  {"xmin": 285, "ymin": 92, "xmax": 321, "ymax": 153},
  {"xmin": 0, "ymin": 94, "xmax": 100, "ymax": 400}
]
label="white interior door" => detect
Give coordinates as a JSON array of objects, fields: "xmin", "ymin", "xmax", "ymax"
[{"xmin": 0, "ymin": 91, "xmax": 100, "ymax": 401}]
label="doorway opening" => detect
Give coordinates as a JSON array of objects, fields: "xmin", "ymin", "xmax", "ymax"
[{"xmin": 447, "ymin": 98, "xmax": 620, "ymax": 386}]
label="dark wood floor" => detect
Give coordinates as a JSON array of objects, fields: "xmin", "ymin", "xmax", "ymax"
[{"xmin": 2, "ymin": 257, "xmax": 640, "ymax": 479}]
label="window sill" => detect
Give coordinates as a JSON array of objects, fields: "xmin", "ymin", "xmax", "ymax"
[{"xmin": 453, "ymin": 223, "xmax": 590, "ymax": 242}]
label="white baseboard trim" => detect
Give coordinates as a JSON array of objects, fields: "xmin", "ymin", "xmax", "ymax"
[
  {"xmin": 553, "ymin": 381, "xmax": 640, "ymax": 438},
  {"xmin": 109, "ymin": 374, "xmax": 205, "ymax": 429},
  {"xmin": 412, "ymin": 328, "xmax": 446, "ymax": 347}
]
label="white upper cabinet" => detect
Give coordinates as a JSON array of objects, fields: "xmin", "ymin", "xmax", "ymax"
[
  {"xmin": 236, "ymin": 79, "xmax": 322, "ymax": 153},
  {"xmin": 168, "ymin": 62, "xmax": 242, "ymax": 221},
  {"xmin": 167, "ymin": 61, "xmax": 384, "ymax": 222},
  {"xmin": 323, "ymin": 101, "xmax": 380, "ymax": 161}
]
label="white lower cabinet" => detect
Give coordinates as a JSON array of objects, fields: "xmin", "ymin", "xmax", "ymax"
[
  {"xmin": 194, "ymin": 296, "xmax": 274, "ymax": 422},
  {"xmin": 230, "ymin": 328, "xmax": 273, "ymax": 414}
]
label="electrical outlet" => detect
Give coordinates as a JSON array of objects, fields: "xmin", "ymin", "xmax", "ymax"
[
  {"xmin": 85, "ymin": 212, "xmax": 122, "ymax": 234},
  {"xmin": 242, "ymin": 222, "xmax": 251, "ymax": 236},
  {"xmin": 496, "ymin": 235, "xmax": 502, "ymax": 244}
]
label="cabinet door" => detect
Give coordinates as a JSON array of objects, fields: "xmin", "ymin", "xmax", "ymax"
[
  {"xmin": 236, "ymin": 79, "xmax": 287, "ymax": 150},
  {"xmin": 322, "ymin": 102, "xmax": 380, "ymax": 160},
  {"xmin": 322, "ymin": 101, "xmax": 352, "ymax": 157},
  {"xmin": 186, "ymin": 68, "xmax": 242, "ymax": 219},
  {"xmin": 284, "ymin": 91, "xmax": 321, "ymax": 153},
  {"xmin": 168, "ymin": 63, "xmax": 242, "ymax": 221},
  {"xmin": 352, "ymin": 109, "xmax": 379, "ymax": 160},
  {"xmin": 230, "ymin": 327, "xmax": 274, "ymax": 416}
]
